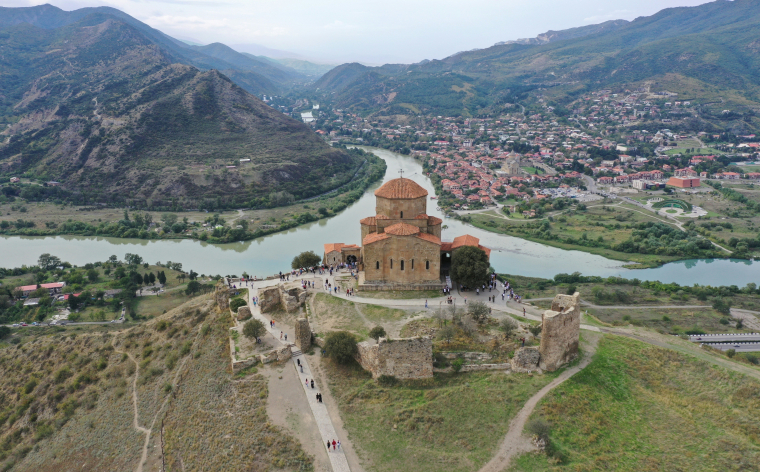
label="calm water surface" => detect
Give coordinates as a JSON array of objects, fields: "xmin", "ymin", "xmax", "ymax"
[{"xmin": 1, "ymin": 148, "xmax": 758, "ymax": 286}]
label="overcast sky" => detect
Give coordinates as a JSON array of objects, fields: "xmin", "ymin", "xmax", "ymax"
[{"xmin": 3, "ymin": 0, "xmax": 714, "ymax": 64}]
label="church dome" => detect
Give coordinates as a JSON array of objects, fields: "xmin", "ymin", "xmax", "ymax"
[
  {"xmin": 374, "ymin": 178, "xmax": 428, "ymax": 199},
  {"xmin": 384, "ymin": 222, "xmax": 420, "ymax": 236}
]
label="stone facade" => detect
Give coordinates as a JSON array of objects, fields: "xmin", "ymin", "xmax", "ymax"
[
  {"xmin": 236, "ymin": 306, "xmax": 252, "ymax": 321},
  {"xmin": 214, "ymin": 282, "xmax": 230, "ymax": 312},
  {"xmin": 323, "ymin": 177, "xmax": 488, "ymax": 290},
  {"xmin": 511, "ymin": 347, "xmax": 541, "ymax": 372},
  {"xmin": 294, "ymin": 318, "xmax": 312, "ymax": 351},
  {"xmin": 356, "ymin": 336, "xmax": 433, "ymax": 380},
  {"xmin": 259, "ymin": 285, "xmax": 307, "ymax": 314},
  {"xmin": 539, "ymin": 293, "xmax": 581, "ymax": 372}
]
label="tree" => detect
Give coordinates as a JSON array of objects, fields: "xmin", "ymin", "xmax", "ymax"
[
  {"xmin": 132, "ymin": 272, "xmax": 144, "ymax": 286},
  {"xmin": 324, "ymin": 331, "xmax": 358, "ymax": 364},
  {"xmin": 467, "ymin": 301, "xmax": 490, "ymax": 324},
  {"xmin": 712, "ymin": 297, "xmax": 732, "ymax": 316},
  {"xmin": 68, "ymin": 294, "xmax": 81, "ymax": 310},
  {"xmin": 528, "ymin": 325, "xmax": 542, "ymax": 337},
  {"xmin": 38, "ymin": 253, "xmax": 61, "ymax": 270},
  {"xmin": 436, "ymin": 325, "xmax": 456, "ymax": 344},
  {"xmin": 149, "ymin": 272, "xmax": 156, "ymax": 285},
  {"xmin": 124, "ymin": 253, "xmax": 143, "ymax": 266},
  {"xmin": 162, "ymin": 213, "xmax": 178, "ymax": 227},
  {"xmin": 185, "ymin": 280, "xmax": 201, "ymax": 295},
  {"xmin": 292, "ymin": 251, "xmax": 322, "ymax": 269},
  {"xmin": 157, "ymin": 271, "xmax": 167, "ymax": 285},
  {"xmin": 243, "ymin": 319, "xmax": 266, "ymax": 342},
  {"xmin": 450, "ymin": 246, "xmax": 489, "ymax": 289},
  {"xmin": 143, "ymin": 273, "xmax": 151, "ymax": 285},
  {"xmin": 0, "ymin": 326, "xmax": 10, "ymax": 339},
  {"xmin": 188, "ymin": 270, "xmax": 198, "ymax": 281},
  {"xmin": 87, "ymin": 269, "xmax": 99, "ymax": 283},
  {"xmin": 369, "ymin": 326, "xmax": 386, "ymax": 343},
  {"xmin": 500, "ymin": 317, "xmax": 518, "ymax": 339},
  {"xmin": 727, "ymin": 349, "xmax": 736, "ymax": 358}
]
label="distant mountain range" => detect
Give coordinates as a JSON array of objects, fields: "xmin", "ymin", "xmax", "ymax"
[
  {"xmin": 0, "ymin": 5, "xmax": 357, "ymax": 208},
  {"xmin": 311, "ymin": 0, "xmax": 760, "ymax": 130}
]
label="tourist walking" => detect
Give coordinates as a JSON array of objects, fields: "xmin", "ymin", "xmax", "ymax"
[
  {"xmin": 337, "ymin": 440, "xmax": 341, "ymax": 450},
  {"xmin": 332, "ymin": 439, "xmax": 336, "ymax": 451}
]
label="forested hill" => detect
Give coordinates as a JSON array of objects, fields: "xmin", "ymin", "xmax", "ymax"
[
  {"xmin": 0, "ymin": 14, "xmax": 360, "ymax": 209},
  {"xmin": 311, "ymin": 0, "xmax": 760, "ymax": 128}
]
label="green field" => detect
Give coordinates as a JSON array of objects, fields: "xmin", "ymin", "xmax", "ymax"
[{"xmin": 511, "ymin": 335, "xmax": 760, "ymax": 471}]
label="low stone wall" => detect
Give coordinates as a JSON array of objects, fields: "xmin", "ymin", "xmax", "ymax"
[
  {"xmin": 359, "ymin": 282, "xmax": 445, "ymax": 292},
  {"xmin": 511, "ymin": 347, "xmax": 540, "ymax": 373},
  {"xmin": 232, "ymin": 357, "xmax": 259, "ymax": 374},
  {"xmin": 460, "ymin": 363, "xmax": 511, "ymax": 372},
  {"xmin": 214, "ymin": 282, "xmax": 230, "ymax": 312},
  {"xmin": 357, "ymin": 336, "xmax": 433, "ymax": 379}
]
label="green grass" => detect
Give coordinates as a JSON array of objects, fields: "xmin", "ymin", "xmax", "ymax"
[
  {"xmin": 510, "ymin": 335, "xmax": 760, "ymax": 471},
  {"xmin": 358, "ymin": 289, "xmax": 445, "ymax": 300},
  {"xmin": 324, "ymin": 359, "xmax": 559, "ymax": 472}
]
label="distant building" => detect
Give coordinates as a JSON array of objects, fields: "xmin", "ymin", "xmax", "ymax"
[{"xmin": 667, "ymin": 177, "xmax": 700, "ymax": 188}]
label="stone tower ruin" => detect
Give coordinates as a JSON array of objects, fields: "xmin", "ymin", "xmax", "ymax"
[{"xmin": 539, "ymin": 292, "xmax": 581, "ymax": 371}]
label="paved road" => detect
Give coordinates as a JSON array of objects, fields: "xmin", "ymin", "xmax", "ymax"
[
  {"xmin": 689, "ymin": 333, "xmax": 760, "ymax": 343},
  {"xmin": 705, "ymin": 342, "xmax": 760, "ymax": 352}
]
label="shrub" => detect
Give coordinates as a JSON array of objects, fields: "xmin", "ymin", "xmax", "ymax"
[
  {"xmin": 528, "ymin": 325, "xmax": 542, "ymax": 337},
  {"xmin": 662, "ymin": 315, "xmax": 671, "ymax": 322},
  {"xmin": 727, "ymin": 349, "xmax": 736, "ymax": 358},
  {"xmin": 500, "ymin": 318, "xmax": 517, "ymax": 339},
  {"xmin": 369, "ymin": 326, "xmax": 386, "ymax": 343},
  {"xmin": 24, "ymin": 379, "xmax": 38, "ymax": 394},
  {"xmin": 229, "ymin": 298, "xmax": 247, "ymax": 312},
  {"xmin": 156, "ymin": 320, "xmax": 169, "ymax": 331},
  {"xmin": 526, "ymin": 418, "xmax": 551, "ymax": 440},
  {"xmin": 323, "ymin": 331, "xmax": 358, "ymax": 364},
  {"xmin": 452, "ymin": 357, "xmax": 464, "ymax": 373},
  {"xmin": 467, "ymin": 301, "xmax": 490, "ymax": 324}
]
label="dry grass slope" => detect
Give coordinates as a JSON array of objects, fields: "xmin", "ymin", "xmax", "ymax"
[{"xmin": 0, "ymin": 294, "xmax": 312, "ymax": 472}]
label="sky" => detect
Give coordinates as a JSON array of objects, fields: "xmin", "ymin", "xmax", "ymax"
[{"xmin": 2, "ymin": 0, "xmax": 715, "ymax": 64}]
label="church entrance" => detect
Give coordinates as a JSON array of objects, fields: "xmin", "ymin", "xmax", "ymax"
[
  {"xmin": 440, "ymin": 252, "xmax": 451, "ymax": 271},
  {"xmin": 346, "ymin": 255, "xmax": 357, "ymax": 264}
]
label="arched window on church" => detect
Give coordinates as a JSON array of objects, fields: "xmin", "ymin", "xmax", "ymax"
[
  {"xmin": 400, "ymin": 260, "xmax": 405, "ymax": 270},
  {"xmin": 390, "ymin": 259, "xmax": 393, "ymax": 269},
  {"xmin": 426, "ymin": 260, "xmax": 430, "ymax": 270},
  {"xmin": 400, "ymin": 211, "xmax": 404, "ymax": 218},
  {"xmin": 376, "ymin": 261, "xmax": 380, "ymax": 270},
  {"xmin": 411, "ymin": 259, "xmax": 414, "ymax": 270}
]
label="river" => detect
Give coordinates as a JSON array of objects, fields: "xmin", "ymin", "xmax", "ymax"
[{"xmin": 1, "ymin": 148, "xmax": 758, "ymax": 286}]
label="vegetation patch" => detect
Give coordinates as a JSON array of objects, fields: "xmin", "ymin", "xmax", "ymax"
[{"xmin": 511, "ymin": 335, "xmax": 760, "ymax": 471}]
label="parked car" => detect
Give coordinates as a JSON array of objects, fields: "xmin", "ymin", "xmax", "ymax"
[{"xmin": 20, "ymin": 323, "xmax": 28, "ymax": 327}]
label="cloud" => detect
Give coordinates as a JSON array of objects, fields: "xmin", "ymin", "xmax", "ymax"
[
  {"xmin": 323, "ymin": 20, "xmax": 360, "ymax": 31},
  {"xmin": 143, "ymin": 14, "xmax": 228, "ymax": 30},
  {"xmin": 583, "ymin": 9, "xmax": 633, "ymax": 23}
]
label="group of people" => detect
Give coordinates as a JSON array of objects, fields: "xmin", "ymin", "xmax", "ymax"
[
  {"xmin": 251, "ymin": 296, "xmax": 259, "ymax": 306},
  {"xmin": 327, "ymin": 439, "xmax": 341, "ymax": 452}
]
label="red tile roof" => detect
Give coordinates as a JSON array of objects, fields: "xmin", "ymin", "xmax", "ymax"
[
  {"xmin": 415, "ymin": 232, "xmax": 442, "ymax": 245},
  {"xmin": 451, "ymin": 234, "xmax": 481, "ymax": 249},
  {"xmin": 363, "ymin": 233, "xmax": 391, "ymax": 245},
  {"xmin": 374, "ymin": 178, "xmax": 428, "ymax": 199},
  {"xmin": 427, "ymin": 216, "xmax": 442, "ymax": 226},
  {"xmin": 360, "ymin": 217, "xmax": 376, "ymax": 225},
  {"xmin": 385, "ymin": 223, "xmax": 420, "ymax": 236}
]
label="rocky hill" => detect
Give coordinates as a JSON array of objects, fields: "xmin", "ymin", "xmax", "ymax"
[
  {"xmin": 0, "ymin": 14, "xmax": 360, "ymax": 209},
  {"xmin": 311, "ymin": 0, "xmax": 760, "ymax": 129}
]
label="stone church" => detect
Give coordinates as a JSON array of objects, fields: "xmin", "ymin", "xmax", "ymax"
[{"xmin": 324, "ymin": 176, "xmax": 490, "ymax": 290}]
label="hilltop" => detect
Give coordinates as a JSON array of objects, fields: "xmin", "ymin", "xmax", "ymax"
[
  {"xmin": 310, "ymin": 0, "xmax": 760, "ymax": 130},
  {"xmin": 0, "ymin": 14, "xmax": 359, "ymax": 209}
]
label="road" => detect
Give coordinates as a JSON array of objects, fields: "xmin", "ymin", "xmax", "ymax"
[
  {"xmin": 689, "ymin": 333, "xmax": 760, "ymax": 343},
  {"xmin": 705, "ymin": 342, "xmax": 760, "ymax": 352}
]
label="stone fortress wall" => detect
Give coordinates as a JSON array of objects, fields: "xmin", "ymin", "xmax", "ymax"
[
  {"xmin": 375, "ymin": 195, "xmax": 427, "ymax": 220},
  {"xmin": 539, "ymin": 292, "xmax": 581, "ymax": 371},
  {"xmin": 259, "ymin": 285, "xmax": 308, "ymax": 314},
  {"xmin": 356, "ymin": 336, "xmax": 434, "ymax": 380}
]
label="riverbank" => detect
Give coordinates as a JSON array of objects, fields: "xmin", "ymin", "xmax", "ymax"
[{"xmin": 0, "ymin": 152, "xmax": 387, "ymax": 244}]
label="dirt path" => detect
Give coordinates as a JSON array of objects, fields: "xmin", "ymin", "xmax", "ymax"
[
  {"xmin": 116, "ymin": 329, "xmax": 200, "ymax": 472},
  {"xmin": 478, "ymin": 333, "xmax": 601, "ymax": 472}
]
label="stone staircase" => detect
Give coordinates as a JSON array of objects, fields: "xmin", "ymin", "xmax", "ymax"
[{"xmin": 445, "ymin": 275, "xmax": 452, "ymax": 288}]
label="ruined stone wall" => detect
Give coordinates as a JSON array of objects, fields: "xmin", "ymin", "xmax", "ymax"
[
  {"xmin": 214, "ymin": 282, "xmax": 230, "ymax": 312},
  {"xmin": 294, "ymin": 318, "xmax": 312, "ymax": 350},
  {"xmin": 511, "ymin": 347, "xmax": 540, "ymax": 373},
  {"xmin": 539, "ymin": 293, "xmax": 581, "ymax": 372},
  {"xmin": 259, "ymin": 286, "xmax": 281, "ymax": 314},
  {"xmin": 357, "ymin": 337, "xmax": 433, "ymax": 380},
  {"xmin": 236, "ymin": 306, "xmax": 252, "ymax": 321},
  {"xmin": 259, "ymin": 285, "xmax": 307, "ymax": 314}
]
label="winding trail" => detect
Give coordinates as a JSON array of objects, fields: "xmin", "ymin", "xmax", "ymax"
[
  {"xmin": 478, "ymin": 334, "xmax": 600, "ymax": 472},
  {"xmin": 116, "ymin": 328, "xmax": 200, "ymax": 472}
]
